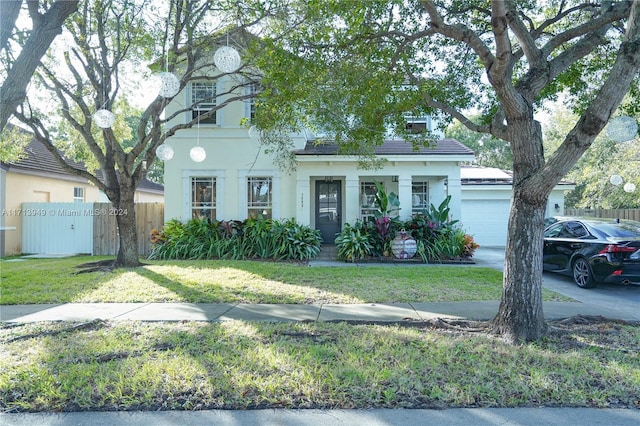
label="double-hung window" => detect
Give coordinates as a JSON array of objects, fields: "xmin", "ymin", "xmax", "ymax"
[
  {"xmin": 191, "ymin": 177, "xmax": 216, "ymax": 220},
  {"xmin": 404, "ymin": 114, "xmax": 431, "ymax": 134},
  {"xmin": 191, "ymin": 82, "xmax": 217, "ymax": 124},
  {"xmin": 245, "ymin": 83, "xmax": 258, "ymax": 121},
  {"xmin": 73, "ymin": 187, "xmax": 85, "ymax": 203},
  {"xmin": 360, "ymin": 181, "xmax": 378, "ymax": 221},
  {"xmin": 247, "ymin": 177, "xmax": 272, "ymax": 219},
  {"xmin": 411, "ymin": 181, "xmax": 429, "ymax": 214}
]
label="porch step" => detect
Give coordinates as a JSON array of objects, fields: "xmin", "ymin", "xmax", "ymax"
[{"xmin": 317, "ymin": 244, "xmax": 337, "ymax": 261}]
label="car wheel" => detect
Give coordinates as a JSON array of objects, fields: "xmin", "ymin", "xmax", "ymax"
[{"xmin": 573, "ymin": 258, "xmax": 596, "ymax": 288}]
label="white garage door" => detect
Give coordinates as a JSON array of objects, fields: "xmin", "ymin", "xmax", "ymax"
[{"xmin": 460, "ymin": 199, "xmax": 510, "ymax": 247}]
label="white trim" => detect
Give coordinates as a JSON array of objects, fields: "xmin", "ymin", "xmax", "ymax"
[
  {"xmin": 182, "ymin": 169, "xmax": 225, "ymax": 221},
  {"xmin": 238, "ymin": 169, "xmax": 281, "ymax": 220}
]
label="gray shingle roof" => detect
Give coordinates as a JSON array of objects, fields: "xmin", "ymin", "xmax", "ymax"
[
  {"xmin": 3, "ymin": 135, "xmax": 164, "ymax": 193},
  {"xmin": 296, "ymin": 138, "xmax": 474, "ymax": 156}
]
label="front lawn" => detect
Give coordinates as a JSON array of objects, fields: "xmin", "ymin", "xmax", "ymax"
[
  {"xmin": 1, "ymin": 257, "xmax": 638, "ymax": 413},
  {"xmin": 0, "ymin": 256, "xmax": 570, "ymax": 304},
  {"xmin": 1, "ymin": 319, "xmax": 639, "ymax": 412}
]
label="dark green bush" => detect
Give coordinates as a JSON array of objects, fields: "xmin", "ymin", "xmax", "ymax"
[
  {"xmin": 335, "ymin": 221, "xmax": 373, "ymax": 262},
  {"xmin": 149, "ymin": 217, "xmax": 322, "ymax": 261}
]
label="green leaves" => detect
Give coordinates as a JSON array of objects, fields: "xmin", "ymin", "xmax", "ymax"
[{"xmin": 149, "ymin": 218, "xmax": 322, "ymax": 261}]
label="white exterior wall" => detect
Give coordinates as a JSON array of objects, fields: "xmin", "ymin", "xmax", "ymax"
[
  {"xmin": 162, "ymin": 71, "xmax": 471, "ymax": 225},
  {"xmin": 163, "ymin": 74, "xmax": 306, "ymax": 222}
]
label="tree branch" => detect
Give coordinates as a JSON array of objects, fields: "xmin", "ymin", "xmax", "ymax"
[
  {"xmin": 538, "ymin": 0, "xmax": 640, "ymax": 192},
  {"xmin": 0, "ymin": 0, "xmax": 79, "ymax": 131}
]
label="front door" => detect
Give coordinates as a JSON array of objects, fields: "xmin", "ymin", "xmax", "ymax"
[{"xmin": 316, "ymin": 180, "xmax": 341, "ymax": 244}]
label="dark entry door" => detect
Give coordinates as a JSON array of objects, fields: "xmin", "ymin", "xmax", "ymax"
[{"xmin": 316, "ymin": 180, "xmax": 341, "ymax": 243}]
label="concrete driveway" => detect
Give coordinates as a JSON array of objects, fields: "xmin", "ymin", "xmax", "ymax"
[{"xmin": 475, "ymin": 246, "xmax": 640, "ymax": 321}]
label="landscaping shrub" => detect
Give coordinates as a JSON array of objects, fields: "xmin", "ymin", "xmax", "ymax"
[
  {"xmin": 335, "ymin": 194, "xmax": 479, "ymax": 263},
  {"xmin": 149, "ymin": 218, "xmax": 321, "ymax": 261},
  {"xmin": 335, "ymin": 221, "xmax": 373, "ymax": 262}
]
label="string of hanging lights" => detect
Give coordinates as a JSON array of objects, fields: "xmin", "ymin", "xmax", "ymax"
[
  {"xmin": 154, "ymin": 33, "xmax": 241, "ymax": 162},
  {"xmin": 605, "ymin": 115, "xmax": 638, "ymax": 193}
]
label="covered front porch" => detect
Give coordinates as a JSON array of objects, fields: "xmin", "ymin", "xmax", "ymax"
[{"xmin": 292, "ymin": 139, "xmax": 474, "ymax": 243}]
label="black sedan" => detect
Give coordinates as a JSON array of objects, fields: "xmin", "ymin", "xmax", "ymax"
[{"xmin": 543, "ymin": 218, "xmax": 640, "ymax": 288}]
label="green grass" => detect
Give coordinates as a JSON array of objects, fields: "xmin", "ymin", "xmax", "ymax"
[
  {"xmin": 1, "ymin": 320, "xmax": 638, "ymax": 412},
  {"xmin": 1, "ymin": 256, "xmax": 636, "ymax": 412},
  {"xmin": 0, "ymin": 256, "xmax": 570, "ymax": 304}
]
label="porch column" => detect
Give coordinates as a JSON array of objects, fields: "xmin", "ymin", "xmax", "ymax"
[
  {"xmin": 397, "ymin": 174, "xmax": 412, "ymax": 221},
  {"xmin": 296, "ymin": 175, "xmax": 311, "ymax": 226},
  {"xmin": 447, "ymin": 176, "xmax": 463, "ymax": 222},
  {"xmin": 345, "ymin": 174, "xmax": 360, "ymax": 225}
]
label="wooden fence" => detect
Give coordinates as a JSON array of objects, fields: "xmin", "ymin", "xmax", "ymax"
[
  {"xmin": 564, "ymin": 208, "xmax": 640, "ymax": 222},
  {"xmin": 93, "ymin": 202, "xmax": 164, "ymax": 255}
]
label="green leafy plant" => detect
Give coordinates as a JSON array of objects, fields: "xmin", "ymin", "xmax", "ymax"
[
  {"xmin": 426, "ymin": 195, "xmax": 459, "ymax": 229},
  {"xmin": 335, "ymin": 221, "xmax": 373, "ymax": 262},
  {"xmin": 276, "ymin": 218, "xmax": 323, "ymax": 260},
  {"xmin": 149, "ymin": 217, "xmax": 321, "ymax": 261},
  {"xmin": 373, "ymin": 181, "xmax": 400, "ymax": 220},
  {"xmin": 369, "ymin": 181, "xmax": 402, "ymax": 254},
  {"xmin": 415, "ymin": 239, "xmax": 440, "ymax": 263}
]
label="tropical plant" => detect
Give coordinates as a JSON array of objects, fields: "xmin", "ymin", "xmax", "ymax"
[
  {"xmin": 149, "ymin": 217, "xmax": 321, "ymax": 261},
  {"xmin": 277, "ymin": 218, "xmax": 323, "ymax": 260},
  {"xmin": 373, "ymin": 181, "xmax": 400, "ymax": 220},
  {"xmin": 425, "ymin": 195, "xmax": 459, "ymax": 230},
  {"xmin": 461, "ymin": 233, "xmax": 480, "ymax": 258},
  {"xmin": 415, "ymin": 239, "xmax": 439, "ymax": 263},
  {"xmin": 243, "ymin": 217, "xmax": 279, "ymax": 258},
  {"xmin": 335, "ymin": 221, "xmax": 373, "ymax": 262}
]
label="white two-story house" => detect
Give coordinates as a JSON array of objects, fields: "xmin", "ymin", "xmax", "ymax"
[
  {"xmin": 160, "ymin": 47, "xmax": 572, "ymax": 246},
  {"xmin": 161, "ymin": 66, "xmax": 479, "ymax": 243}
]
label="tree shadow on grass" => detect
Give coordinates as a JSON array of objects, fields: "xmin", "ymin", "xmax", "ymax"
[{"xmin": 6, "ymin": 318, "xmax": 640, "ymax": 412}]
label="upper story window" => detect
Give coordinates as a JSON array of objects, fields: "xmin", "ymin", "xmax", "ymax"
[
  {"xmin": 191, "ymin": 81, "xmax": 217, "ymax": 124},
  {"xmin": 245, "ymin": 83, "xmax": 258, "ymax": 121},
  {"xmin": 404, "ymin": 114, "xmax": 432, "ymax": 134},
  {"xmin": 73, "ymin": 187, "xmax": 85, "ymax": 203},
  {"xmin": 191, "ymin": 177, "xmax": 216, "ymax": 220}
]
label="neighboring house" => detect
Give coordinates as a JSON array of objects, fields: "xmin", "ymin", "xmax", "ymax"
[
  {"xmin": 460, "ymin": 166, "xmax": 575, "ymax": 246},
  {"xmin": 0, "ymin": 137, "xmax": 164, "ymax": 256}
]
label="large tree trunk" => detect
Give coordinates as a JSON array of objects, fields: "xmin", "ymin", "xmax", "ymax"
[
  {"xmin": 492, "ymin": 196, "xmax": 547, "ymax": 343},
  {"xmin": 114, "ymin": 189, "xmax": 141, "ymax": 268},
  {"xmin": 492, "ymin": 116, "xmax": 550, "ymax": 343}
]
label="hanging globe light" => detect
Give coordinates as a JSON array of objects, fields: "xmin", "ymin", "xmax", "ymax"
[
  {"xmin": 155, "ymin": 144, "xmax": 174, "ymax": 161},
  {"xmin": 157, "ymin": 72, "xmax": 181, "ymax": 98},
  {"xmin": 190, "ymin": 146, "xmax": 206, "ymax": 162},
  {"xmin": 606, "ymin": 116, "xmax": 638, "ymax": 143},
  {"xmin": 623, "ymin": 182, "xmax": 636, "ymax": 193},
  {"xmin": 93, "ymin": 109, "xmax": 115, "ymax": 128},
  {"xmin": 214, "ymin": 46, "xmax": 241, "ymax": 73},
  {"xmin": 609, "ymin": 174, "xmax": 624, "ymax": 186}
]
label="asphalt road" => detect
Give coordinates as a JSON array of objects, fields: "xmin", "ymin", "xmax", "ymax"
[{"xmin": 476, "ymin": 246, "xmax": 640, "ymax": 321}]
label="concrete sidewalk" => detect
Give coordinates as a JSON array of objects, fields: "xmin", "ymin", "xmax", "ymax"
[
  {"xmin": 2, "ymin": 407, "xmax": 640, "ymax": 426},
  {"xmin": 0, "ymin": 300, "xmax": 628, "ymax": 323}
]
